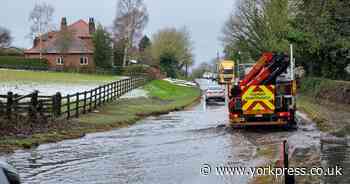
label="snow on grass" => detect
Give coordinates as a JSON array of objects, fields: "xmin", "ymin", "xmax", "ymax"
[
  {"xmin": 0, "ymin": 82, "xmax": 104, "ymax": 96},
  {"xmin": 163, "ymin": 78, "xmax": 197, "ymax": 87},
  {"xmin": 0, "ymin": 69, "xmax": 121, "ymax": 96},
  {"xmin": 120, "ymin": 88, "xmax": 148, "ymax": 99}
]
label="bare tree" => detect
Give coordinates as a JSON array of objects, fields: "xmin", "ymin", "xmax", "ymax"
[
  {"xmin": 0, "ymin": 26, "xmax": 11, "ymax": 48},
  {"xmin": 55, "ymin": 29, "xmax": 74, "ymax": 64},
  {"xmin": 113, "ymin": 0, "xmax": 149, "ymax": 67},
  {"xmin": 29, "ymin": 2, "xmax": 55, "ymax": 59}
]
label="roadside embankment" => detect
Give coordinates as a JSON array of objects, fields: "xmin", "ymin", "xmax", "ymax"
[
  {"xmin": 297, "ymin": 77, "xmax": 350, "ymax": 135},
  {"xmin": 0, "ymin": 80, "xmax": 201, "ymax": 153}
]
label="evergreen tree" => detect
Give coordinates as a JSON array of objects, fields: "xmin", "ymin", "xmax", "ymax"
[
  {"xmin": 92, "ymin": 24, "xmax": 113, "ymax": 69},
  {"xmin": 159, "ymin": 52, "xmax": 178, "ymax": 78},
  {"xmin": 138, "ymin": 35, "xmax": 151, "ymax": 52}
]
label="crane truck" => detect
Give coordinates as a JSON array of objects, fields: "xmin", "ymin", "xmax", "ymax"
[{"xmin": 229, "ymin": 51, "xmax": 297, "ymax": 127}]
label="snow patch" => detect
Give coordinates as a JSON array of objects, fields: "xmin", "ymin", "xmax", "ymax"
[
  {"xmin": 163, "ymin": 78, "xmax": 197, "ymax": 87},
  {"xmin": 120, "ymin": 88, "xmax": 148, "ymax": 99}
]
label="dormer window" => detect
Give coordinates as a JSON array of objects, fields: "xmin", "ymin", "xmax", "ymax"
[
  {"xmin": 80, "ymin": 56, "xmax": 88, "ymax": 65},
  {"xmin": 56, "ymin": 56, "xmax": 64, "ymax": 65}
]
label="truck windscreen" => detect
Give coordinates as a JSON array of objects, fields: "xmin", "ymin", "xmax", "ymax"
[{"xmin": 223, "ymin": 69, "xmax": 233, "ymax": 74}]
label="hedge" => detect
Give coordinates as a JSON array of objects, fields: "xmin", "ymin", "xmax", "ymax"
[
  {"xmin": 299, "ymin": 77, "xmax": 350, "ymax": 104},
  {"xmin": 0, "ymin": 56, "xmax": 48, "ymax": 70}
]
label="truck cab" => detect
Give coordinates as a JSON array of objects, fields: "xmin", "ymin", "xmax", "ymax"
[{"xmin": 218, "ymin": 60, "xmax": 235, "ymax": 84}]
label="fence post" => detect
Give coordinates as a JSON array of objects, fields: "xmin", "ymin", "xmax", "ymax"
[
  {"xmin": 116, "ymin": 81, "xmax": 120, "ymax": 98},
  {"xmin": 29, "ymin": 91, "xmax": 39, "ymax": 118},
  {"xmin": 107, "ymin": 84, "xmax": 110, "ymax": 102},
  {"xmin": 134, "ymin": 77, "xmax": 136, "ymax": 89},
  {"xmin": 127, "ymin": 79, "xmax": 130, "ymax": 92},
  {"xmin": 6, "ymin": 92, "xmax": 13, "ymax": 119},
  {"xmin": 83, "ymin": 91, "xmax": 87, "ymax": 114},
  {"xmin": 114, "ymin": 82, "xmax": 117, "ymax": 99},
  {"xmin": 131, "ymin": 77, "xmax": 134, "ymax": 89},
  {"xmin": 67, "ymin": 95, "xmax": 70, "ymax": 119},
  {"xmin": 95, "ymin": 88, "xmax": 98, "ymax": 108},
  {"xmin": 98, "ymin": 86, "xmax": 102, "ymax": 106},
  {"xmin": 53, "ymin": 92, "xmax": 62, "ymax": 117},
  {"xmin": 125, "ymin": 79, "xmax": 127, "ymax": 94},
  {"xmin": 89, "ymin": 90, "xmax": 92, "ymax": 112},
  {"xmin": 121, "ymin": 80, "xmax": 124, "ymax": 95},
  {"xmin": 75, "ymin": 93, "xmax": 79, "ymax": 118}
]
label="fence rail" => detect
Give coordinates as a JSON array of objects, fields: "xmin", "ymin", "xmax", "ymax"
[{"xmin": 0, "ymin": 77, "xmax": 147, "ymax": 120}]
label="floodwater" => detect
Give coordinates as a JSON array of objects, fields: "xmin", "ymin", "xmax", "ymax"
[
  {"xmin": 1, "ymin": 79, "xmax": 347, "ymax": 184},
  {"xmin": 321, "ymin": 142, "xmax": 350, "ymax": 183}
]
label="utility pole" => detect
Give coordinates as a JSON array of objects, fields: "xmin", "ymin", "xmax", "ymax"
[
  {"xmin": 290, "ymin": 44, "xmax": 295, "ymax": 80},
  {"xmin": 216, "ymin": 51, "xmax": 220, "ymax": 72}
]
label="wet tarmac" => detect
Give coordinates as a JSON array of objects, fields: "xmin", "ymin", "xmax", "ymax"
[{"xmin": 0, "ymin": 79, "xmax": 348, "ymax": 184}]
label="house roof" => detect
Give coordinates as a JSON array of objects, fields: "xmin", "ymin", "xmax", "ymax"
[
  {"xmin": 68, "ymin": 19, "xmax": 91, "ymax": 38},
  {"xmin": 25, "ymin": 19, "xmax": 94, "ymax": 54}
]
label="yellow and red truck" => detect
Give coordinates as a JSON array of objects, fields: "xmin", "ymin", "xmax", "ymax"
[{"xmin": 229, "ymin": 51, "xmax": 297, "ymax": 127}]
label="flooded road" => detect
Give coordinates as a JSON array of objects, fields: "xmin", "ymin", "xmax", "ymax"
[
  {"xmin": 1, "ymin": 79, "xmax": 345, "ymax": 184},
  {"xmin": 1, "ymin": 79, "xmax": 261, "ymax": 184}
]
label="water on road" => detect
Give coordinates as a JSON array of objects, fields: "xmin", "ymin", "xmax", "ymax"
[{"xmin": 1, "ymin": 80, "xmax": 262, "ymax": 184}]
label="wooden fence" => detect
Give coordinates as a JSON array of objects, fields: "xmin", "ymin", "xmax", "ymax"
[{"xmin": 0, "ymin": 77, "xmax": 146, "ymax": 120}]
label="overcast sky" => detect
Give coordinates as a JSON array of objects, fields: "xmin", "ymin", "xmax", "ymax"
[{"xmin": 1, "ymin": 0, "xmax": 235, "ymax": 65}]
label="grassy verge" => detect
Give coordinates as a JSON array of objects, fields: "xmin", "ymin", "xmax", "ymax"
[
  {"xmin": 0, "ymin": 80, "xmax": 201, "ymax": 153},
  {"xmin": 297, "ymin": 95, "xmax": 330, "ymax": 131},
  {"xmin": 297, "ymin": 95, "xmax": 350, "ymax": 136},
  {"xmin": 0, "ymin": 69, "xmax": 119, "ymax": 84},
  {"xmin": 297, "ymin": 77, "xmax": 350, "ymax": 134},
  {"xmin": 75, "ymin": 80, "xmax": 201, "ymax": 126}
]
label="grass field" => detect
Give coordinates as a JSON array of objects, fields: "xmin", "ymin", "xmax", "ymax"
[
  {"xmin": 77, "ymin": 80, "xmax": 201, "ymax": 125},
  {"xmin": 0, "ymin": 69, "xmax": 119, "ymax": 84}
]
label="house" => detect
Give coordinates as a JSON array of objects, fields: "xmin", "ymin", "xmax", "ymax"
[{"xmin": 25, "ymin": 17, "xmax": 96, "ymax": 71}]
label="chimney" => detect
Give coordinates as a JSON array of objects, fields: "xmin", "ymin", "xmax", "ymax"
[
  {"xmin": 61, "ymin": 17, "xmax": 67, "ymax": 30},
  {"xmin": 89, "ymin": 17, "xmax": 95, "ymax": 34}
]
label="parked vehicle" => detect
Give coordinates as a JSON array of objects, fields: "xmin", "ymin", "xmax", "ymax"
[
  {"xmin": 205, "ymin": 86, "xmax": 225, "ymax": 102},
  {"xmin": 229, "ymin": 50, "xmax": 297, "ymax": 127},
  {"xmin": 211, "ymin": 73, "xmax": 218, "ymax": 81},
  {"xmin": 0, "ymin": 161, "xmax": 21, "ymax": 184},
  {"xmin": 217, "ymin": 60, "xmax": 235, "ymax": 84},
  {"xmin": 202, "ymin": 72, "xmax": 214, "ymax": 79}
]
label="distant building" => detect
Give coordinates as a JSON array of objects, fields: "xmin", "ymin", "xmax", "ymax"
[{"xmin": 24, "ymin": 17, "xmax": 96, "ymax": 71}]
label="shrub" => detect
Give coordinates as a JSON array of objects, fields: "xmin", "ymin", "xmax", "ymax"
[
  {"xmin": 0, "ymin": 48, "xmax": 24, "ymax": 56},
  {"xmin": 300, "ymin": 77, "xmax": 350, "ymax": 104},
  {"xmin": 123, "ymin": 64, "xmax": 149, "ymax": 76},
  {"xmin": 0, "ymin": 56, "xmax": 48, "ymax": 69}
]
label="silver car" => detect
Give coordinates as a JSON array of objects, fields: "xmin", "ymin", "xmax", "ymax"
[
  {"xmin": 205, "ymin": 86, "xmax": 225, "ymax": 102},
  {"xmin": 0, "ymin": 161, "xmax": 20, "ymax": 184}
]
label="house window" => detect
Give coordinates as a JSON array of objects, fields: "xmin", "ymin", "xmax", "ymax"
[
  {"xmin": 56, "ymin": 56, "xmax": 64, "ymax": 65},
  {"xmin": 80, "ymin": 56, "xmax": 88, "ymax": 65}
]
